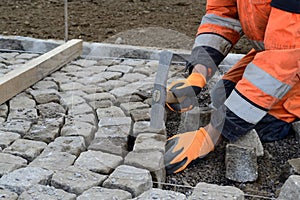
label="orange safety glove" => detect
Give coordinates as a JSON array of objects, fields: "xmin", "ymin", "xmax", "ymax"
[
  {"xmin": 164, "ymin": 128, "xmax": 214, "ymax": 174},
  {"xmin": 166, "ymin": 73, "xmax": 206, "ymax": 113}
]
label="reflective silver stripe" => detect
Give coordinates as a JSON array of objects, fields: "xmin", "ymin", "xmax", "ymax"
[
  {"xmin": 201, "ymin": 14, "xmax": 243, "ymax": 36},
  {"xmin": 224, "ymin": 90, "xmax": 267, "ymax": 124},
  {"xmin": 244, "ymin": 63, "xmax": 291, "ymax": 99},
  {"xmin": 249, "ymin": 40, "xmax": 265, "ymax": 51},
  {"xmin": 193, "ymin": 34, "xmax": 232, "ymax": 56}
]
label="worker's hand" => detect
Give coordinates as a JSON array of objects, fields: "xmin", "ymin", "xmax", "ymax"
[
  {"xmin": 166, "ymin": 72, "xmax": 206, "ymax": 112},
  {"xmin": 164, "ymin": 128, "xmax": 214, "ymax": 174}
]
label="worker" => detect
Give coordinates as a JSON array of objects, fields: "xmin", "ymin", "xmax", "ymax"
[{"xmin": 165, "ymin": 0, "xmax": 300, "ymax": 174}]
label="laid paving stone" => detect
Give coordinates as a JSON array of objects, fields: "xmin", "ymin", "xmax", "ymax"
[
  {"xmin": 134, "ymin": 133, "xmax": 166, "ymax": 153},
  {"xmin": 7, "ymin": 108, "xmax": 38, "ymax": 122},
  {"xmin": 75, "ymin": 150, "xmax": 123, "ymax": 174},
  {"xmin": 0, "ymin": 104, "xmax": 8, "ymax": 118},
  {"xmin": 3, "ymin": 139, "xmax": 47, "ymax": 162},
  {"xmin": 59, "ymin": 82, "xmax": 86, "ymax": 92},
  {"xmin": 0, "ymin": 131, "xmax": 20, "ymax": 149},
  {"xmin": 188, "ymin": 182, "xmax": 244, "ymax": 200},
  {"xmin": 15, "ymin": 53, "xmax": 39, "ymax": 60},
  {"xmin": 84, "ymin": 65, "xmax": 107, "ymax": 74},
  {"xmin": 124, "ymin": 151, "xmax": 165, "ymax": 184},
  {"xmin": 24, "ymin": 117, "xmax": 63, "ymax": 143},
  {"xmin": 132, "ymin": 121, "xmax": 166, "ymax": 137},
  {"xmin": 131, "ymin": 108, "xmax": 151, "ymax": 122},
  {"xmin": 115, "ymin": 94, "xmax": 143, "ymax": 104},
  {"xmin": 0, "ymin": 167, "xmax": 53, "ymax": 195},
  {"xmin": 30, "ymin": 89, "xmax": 60, "ymax": 104},
  {"xmin": 9, "ymin": 93, "xmax": 35, "ymax": 109},
  {"xmin": 36, "ymin": 102, "xmax": 66, "ymax": 119},
  {"xmin": 60, "ymin": 94, "xmax": 86, "ymax": 109},
  {"xmin": 51, "ymin": 166, "xmax": 107, "ymax": 195},
  {"xmin": 29, "ymin": 151, "xmax": 76, "ymax": 171},
  {"xmin": 225, "ymin": 144, "xmax": 258, "ymax": 182},
  {"xmin": 96, "ymin": 59, "xmax": 120, "ymax": 66},
  {"xmin": 110, "ymin": 87, "xmax": 136, "ymax": 98},
  {"xmin": 88, "ymin": 137, "xmax": 128, "ymax": 157},
  {"xmin": 99, "ymin": 71, "xmax": 122, "ymax": 80},
  {"xmin": 99, "ymin": 116, "xmax": 132, "ymax": 127},
  {"xmin": 292, "ymin": 121, "xmax": 300, "ymax": 143},
  {"xmin": 77, "ymin": 74, "xmax": 106, "ymax": 86},
  {"xmin": 121, "ymin": 59, "xmax": 146, "ymax": 67},
  {"xmin": 43, "ymin": 136, "xmax": 86, "ymax": 156},
  {"xmin": 84, "ymin": 93, "xmax": 116, "ymax": 109},
  {"xmin": 32, "ymin": 80, "xmax": 59, "ymax": 90},
  {"xmin": 50, "ymin": 72, "xmax": 78, "ymax": 84},
  {"xmin": 277, "ymin": 175, "xmax": 300, "ymax": 200},
  {"xmin": 18, "ymin": 184, "xmax": 76, "ymax": 200},
  {"xmin": 120, "ymin": 73, "xmax": 147, "ymax": 83},
  {"xmin": 232, "ymin": 129, "xmax": 264, "ymax": 157},
  {"xmin": 0, "ymin": 153, "xmax": 27, "ymax": 176},
  {"xmin": 65, "ymin": 113, "xmax": 97, "ymax": 126},
  {"xmin": 77, "ymin": 186, "xmax": 132, "ymax": 200},
  {"xmin": 120, "ymin": 102, "xmax": 149, "ymax": 116},
  {"xmin": 97, "ymin": 80, "xmax": 127, "ymax": 92},
  {"xmin": 61, "ymin": 121, "xmax": 96, "ymax": 146},
  {"xmin": 67, "ymin": 103, "xmax": 94, "ymax": 116},
  {"xmin": 61, "ymin": 64, "xmax": 83, "ymax": 72},
  {"xmin": 66, "ymin": 70, "xmax": 95, "ymax": 79},
  {"xmin": 0, "ymin": 189, "xmax": 18, "ymax": 200},
  {"xmin": 0, "ymin": 119, "xmax": 32, "ymax": 136},
  {"xmin": 183, "ymin": 107, "xmax": 212, "ymax": 132},
  {"xmin": 107, "ymin": 64, "xmax": 133, "ymax": 74},
  {"xmin": 0, "ymin": 117, "xmax": 5, "ymax": 124},
  {"xmin": 96, "ymin": 106, "xmax": 126, "ymax": 119},
  {"xmin": 103, "ymin": 165, "xmax": 153, "ymax": 198},
  {"xmin": 72, "ymin": 59, "xmax": 97, "ymax": 67},
  {"xmin": 134, "ymin": 188, "xmax": 186, "ymax": 200}
]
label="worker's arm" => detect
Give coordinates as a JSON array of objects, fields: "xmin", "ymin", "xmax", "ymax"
[
  {"xmin": 222, "ymin": 2, "xmax": 300, "ymax": 140},
  {"xmin": 187, "ymin": 0, "xmax": 242, "ymax": 80}
]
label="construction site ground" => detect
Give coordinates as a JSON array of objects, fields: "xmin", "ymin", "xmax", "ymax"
[{"xmin": 0, "ymin": 0, "xmax": 299, "ymax": 199}]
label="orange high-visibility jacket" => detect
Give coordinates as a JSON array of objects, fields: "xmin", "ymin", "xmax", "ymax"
[{"xmin": 194, "ymin": 0, "xmax": 300, "ymax": 124}]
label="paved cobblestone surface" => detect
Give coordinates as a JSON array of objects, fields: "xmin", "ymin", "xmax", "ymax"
[{"xmin": 0, "ymin": 41, "xmax": 299, "ymax": 199}]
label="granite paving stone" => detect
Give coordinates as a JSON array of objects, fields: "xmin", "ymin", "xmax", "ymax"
[
  {"xmin": 99, "ymin": 71, "xmax": 122, "ymax": 80},
  {"xmin": 59, "ymin": 82, "xmax": 86, "ymax": 92},
  {"xmin": 75, "ymin": 150, "xmax": 123, "ymax": 174},
  {"xmin": 280, "ymin": 158, "xmax": 300, "ymax": 180},
  {"xmin": 43, "ymin": 136, "xmax": 86, "ymax": 156},
  {"xmin": 24, "ymin": 117, "xmax": 63, "ymax": 143},
  {"xmin": 107, "ymin": 64, "xmax": 133, "ymax": 74},
  {"xmin": 96, "ymin": 106, "xmax": 126, "ymax": 118},
  {"xmin": 88, "ymin": 137, "xmax": 128, "ymax": 157},
  {"xmin": 59, "ymin": 94, "xmax": 86, "ymax": 109},
  {"xmin": 67, "ymin": 103, "xmax": 94, "ymax": 116},
  {"xmin": 124, "ymin": 151, "xmax": 165, "ymax": 185},
  {"xmin": 65, "ymin": 70, "xmax": 95, "ymax": 79},
  {"xmin": 225, "ymin": 144, "xmax": 258, "ymax": 182},
  {"xmin": 134, "ymin": 188, "xmax": 186, "ymax": 200},
  {"xmin": 121, "ymin": 59, "xmax": 146, "ymax": 67},
  {"xmin": 133, "ymin": 133, "xmax": 166, "ymax": 154},
  {"xmin": 36, "ymin": 102, "xmax": 66, "ymax": 119},
  {"xmin": 77, "ymin": 74, "xmax": 106, "ymax": 85},
  {"xmin": 97, "ymin": 80, "xmax": 127, "ymax": 92},
  {"xmin": 120, "ymin": 73, "xmax": 147, "ymax": 83},
  {"xmin": 60, "ymin": 64, "xmax": 83, "ymax": 72},
  {"xmin": 84, "ymin": 65, "xmax": 107, "ymax": 74},
  {"xmin": 0, "ymin": 119, "xmax": 32, "ymax": 136},
  {"xmin": 72, "ymin": 59, "xmax": 97, "ymax": 67},
  {"xmin": 51, "ymin": 166, "xmax": 107, "ymax": 195},
  {"xmin": 29, "ymin": 152, "xmax": 76, "ymax": 171},
  {"xmin": 3, "ymin": 139, "xmax": 47, "ymax": 162},
  {"xmin": 49, "ymin": 72, "xmax": 78, "ymax": 84},
  {"xmin": 29, "ymin": 89, "xmax": 60, "ymax": 104},
  {"xmin": 18, "ymin": 184, "xmax": 76, "ymax": 200},
  {"xmin": 0, "ymin": 189, "xmax": 18, "ymax": 200},
  {"xmin": 277, "ymin": 175, "xmax": 300, "ymax": 200},
  {"xmin": 115, "ymin": 95, "xmax": 143, "ymax": 104},
  {"xmin": 0, "ymin": 131, "xmax": 20, "ymax": 149},
  {"xmin": 188, "ymin": 182, "xmax": 244, "ymax": 200},
  {"xmin": 77, "ymin": 186, "xmax": 132, "ymax": 200},
  {"xmin": 61, "ymin": 121, "xmax": 96, "ymax": 146},
  {"xmin": 9, "ymin": 94, "xmax": 35, "ymax": 109},
  {"xmin": 0, "ymin": 153, "xmax": 27, "ymax": 176},
  {"xmin": 0, "ymin": 167, "xmax": 53, "ymax": 195},
  {"xmin": 103, "ymin": 165, "xmax": 153, "ymax": 198},
  {"xmin": 232, "ymin": 129, "xmax": 264, "ymax": 157},
  {"xmin": 7, "ymin": 108, "xmax": 38, "ymax": 122},
  {"xmin": 120, "ymin": 102, "xmax": 149, "ymax": 116},
  {"xmin": 65, "ymin": 113, "xmax": 97, "ymax": 126},
  {"xmin": 96, "ymin": 59, "xmax": 120, "ymax": 66},
  {"xmin": 132, "ymin": 121, "xmax": 166, "ymax": 137},
  {"xmin": 15, "ymin": 53, "xmax": 39, "ymax": 60},
  {"xmin": 32, "ymin": 80, "xmax": 58, "ymax": 90},
  {"xmin": 84, "ymin": 93, "xmax": 116, "ymax": 109},
  {"xmin": 130, "ymin": 108, "xmax": 151, "ymax": 122},
  {"xmin": 0, "ymin": 104, "xmax": 8, "ymax": 117}
]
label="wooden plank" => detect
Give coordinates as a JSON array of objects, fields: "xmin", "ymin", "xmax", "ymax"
[{"xmin": 0, "ymin": 39, "xmax": 82, "ymax": 105}]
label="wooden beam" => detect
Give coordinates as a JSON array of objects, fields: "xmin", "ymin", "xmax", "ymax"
[{"xmin": 0, "ymin": 39, "xmax": 82, "ymax": 105}]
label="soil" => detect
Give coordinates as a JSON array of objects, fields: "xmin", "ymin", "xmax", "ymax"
[{"xmin": 0, "ymin": 0, "xmax": 299, "ymax": 199}]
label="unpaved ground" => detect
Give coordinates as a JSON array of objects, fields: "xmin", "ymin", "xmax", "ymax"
[{"xmin": 0, "ymin": 0, "xmax": 298, "ymax": 199}]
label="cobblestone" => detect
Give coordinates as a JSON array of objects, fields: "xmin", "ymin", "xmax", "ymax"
[
  {"xmin": 133, "ymin": 133, "xmax": 166, "ymax": 153},
  {"xmin": 30, "ymin": 89, "xmax": 60, "ymax": 104},
  {"xmin": 51, "ymin": 166, "xmax": 107, "ymax": 195},
  {"xmin": 0, "ymin": 153, "xmax": 27, "ymax": 176},
  {"xmin": 135, "ymin": 188, "xmax": 186, "ymax": 200},
  {"xmin": 103, "ymin": 165, "xmax": 152, "ymax": 198},
  {"xmin": 0, "ymin": 167, "xmax": 53, "ymax": 195},
  {"xmin": 75, "ymin": 150, "xmax": 123, "ymax": 174},
  {"xmin": 278, "ymin": 175, "xmax": 300, "ymax": 200},
  {"xmin": 0, "ymin": 131, "xmax": 20, "ymax": 149},
  {"xmin": 77, "ymin": 186, "xmax": 132, "ymax": 200},
  {"xmin": 18, "ymin": 185, "xmax": 76, "ymax": 200}
]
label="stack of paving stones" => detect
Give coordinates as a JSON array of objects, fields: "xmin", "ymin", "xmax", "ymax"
[{"xmin": 0, "ymin": 49, "xmax": 299, "ymax": 200}]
